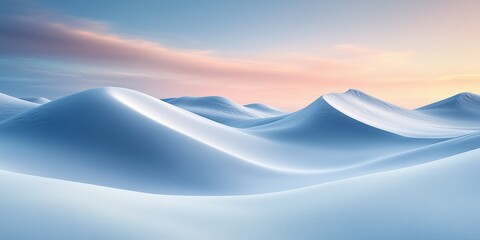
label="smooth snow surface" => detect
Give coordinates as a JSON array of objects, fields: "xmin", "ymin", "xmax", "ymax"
[
  {"xmin": 417, "ymin": 92, "xmax": 480, "ymax": 127},
  {"xmin": 1, "ymin": 87, "xmax": 479, "ymax": 239},
  {"xmin": 20, "ymin": 97, "xmax": 51, "ymax": 104},
  {"xmin": 244, "ymin": 103, "xmax": 287, "ymax": 116},
  {"xmin": 322, "ymin": 89, "xmax": 478, "ymax": 138},
  {"xmin": 2, "ymin": 149, "xmax": 480, "ymax": 240},
  {"xmin": 163, "ymin": 96, "xmax": 286, "ymax": 127},
  {"xmin": 0, "ymin": 92, "xmax": 38, "ymax": 121}
]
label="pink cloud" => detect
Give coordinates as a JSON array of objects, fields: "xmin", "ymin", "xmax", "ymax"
[
  {"xmin": 1, "ymin": 15, "xmax": 312, "ymax": 82},
  {"xmin": 0, "ymin": 13, "xmax": 428, "ymax": 110}
]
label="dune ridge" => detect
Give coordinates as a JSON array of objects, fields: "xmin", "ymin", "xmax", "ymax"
[
  {"xmin": 1, "ymin": 87, "xmax": 479, "ymax": 239},
  {"xmin": 0, "ymin": 87, "xmax": 478, "ymax": 195}
]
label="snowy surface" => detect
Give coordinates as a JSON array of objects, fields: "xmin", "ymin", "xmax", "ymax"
[
  {"xmin": 0, "ymin": 92, "xmax": 38, "ymax": 121},
  {"xmin": 20, "ymin": 97, "xmax": 51, "ymax": 104},
  {"xmin": 2, "ymin": 149, "xmax": 479, "ymax": 240},
  {"xmin": 163, "ymin": 96, "xmax": 286, "ymax": 127},
  {"xmin": 244, "ymin": 103, "xmax": 287, "ymax": 116},
  {"xmin": 0, "ymin": 88, "xmax": 479, "ymax": 239},
  {"xmin": 322, "ymin": 89, "xmax": 479, "ymax": 138}
]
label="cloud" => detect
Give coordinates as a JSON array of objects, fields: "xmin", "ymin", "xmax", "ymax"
[
  {"xmin": 0, "ymin": 12, "xmax": 416, "ymax": 83},
  {"xmin": 0, "ymin": 10, "xmax": 427, "ymax": 110},
  {"xmin": 0, "ymin": 14, "xmax": 310, "ymax": 82}
]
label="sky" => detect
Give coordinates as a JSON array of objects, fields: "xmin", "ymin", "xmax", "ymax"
[{"xmin": 0, "ymin": 0, "xmax": 479, "ymax": 110}]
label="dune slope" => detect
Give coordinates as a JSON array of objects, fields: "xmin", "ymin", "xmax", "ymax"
[
  {"xmin": 1, "ymin": 87, "xmax": 468, "ymax": 195},
  {"xmin": 244, "ymin": 103, "xmax": 287, "ymax": 116},
  {"xmin": 1, "ymin": 87, "xmax": 480, "ymax": 239},
  {"xmin": 164, "ymin": 96, "xmax": 285, "ymax": 127},
  {"xmin": 20, "ymin": 97, "xmax": 51, "ymax": 104},
  {"xmin": 0, "ymin": 92, "xmax": 39, "ymax": 121},
  {"xmin": 0, "ymin": 88, "xmax": 300, "ymax": 195},
  {"xmin": 1, "ymin": 148, "xmax": 479, "ymax": 239},
  {"xmin": 417, "ymin": 92, "xmax": 480, "ymax": 127},
  {"xmin": 321, "ymin": 89, "xmax": 477, "ymax": 138}
]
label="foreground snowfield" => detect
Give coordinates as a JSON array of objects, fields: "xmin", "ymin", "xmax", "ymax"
[
  {"xmin": 1, "ymin": 87, "xmax": 479, "ymax": 239},
  {"xmin": 0, "ymin": 92, "xmax": 38, "ymax": 121},
  {"xmin": 2, "ymin": 149, "xmax": 479, "ymax": 239}
]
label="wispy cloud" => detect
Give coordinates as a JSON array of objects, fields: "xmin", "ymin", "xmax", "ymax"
[
  {"xmin": 0, "ymin": 9, "xmax": 453, "ymax": 110},
  {"xmin": 0, "ymin": 12, "xmax": 415, "ymax": 80},
  {"xmin": 1, "ymin": 14, "xmax": 308, "ymax": 82}
]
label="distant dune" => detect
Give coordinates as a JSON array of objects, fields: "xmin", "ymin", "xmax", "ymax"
[
  {"xmin": 0, "ymin": 92, "xmax": 38, "ymax": 121},
  {"xmin": 20, "ymin": 97, "xmax": 51, "ymax": 104},
  {"xmin": 417, "ymin": 92, "xmax": 480, "ymax": 126},
  {"xmin": 163, "ymin": 96, "xmax": 286, "ymax": 127},
  {"xmin": 244, "ymin": 103, "xmax": 287, "ymax": 116}
]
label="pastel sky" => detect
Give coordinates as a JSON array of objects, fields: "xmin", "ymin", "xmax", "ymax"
[{"xmin": 1, "ymin": 0, "xmax": 479, "ymax": 110}]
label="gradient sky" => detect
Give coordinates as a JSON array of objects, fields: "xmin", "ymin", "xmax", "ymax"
[{"xmin": 0, "ymin": 0, "xmax": 479, "ymax": 110}]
